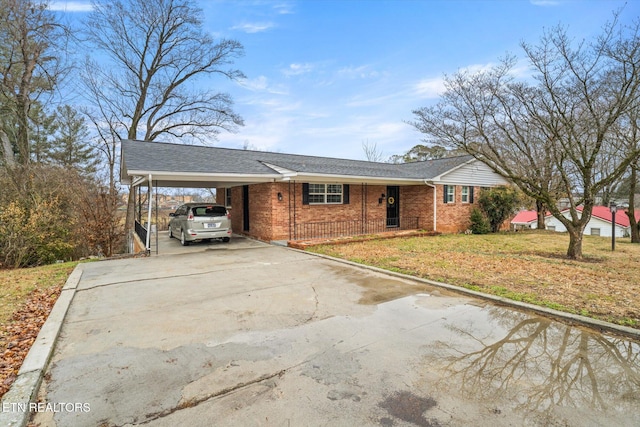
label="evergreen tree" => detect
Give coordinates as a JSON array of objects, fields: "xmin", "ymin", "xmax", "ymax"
[
  {"xmin": 29, "ymin": 102, "xmax": 57, "ymax": 164},
  {"xmin": 49, "ymin": 105, "xmax": 97, "ymax": 177}
]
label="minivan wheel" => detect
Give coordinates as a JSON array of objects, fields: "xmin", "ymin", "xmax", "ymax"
[
  {"xmin": 169, "ymin": 227, "xmax": 173, "ymax": 239},
  {"xmin": 222, "ymin": 237, "xmax": 230, "ymax": 243},
  {"xmin": 180, "ymin": 230, "xmax": 190, "ymax": 246}
]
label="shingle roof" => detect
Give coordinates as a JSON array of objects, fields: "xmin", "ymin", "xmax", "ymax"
[{"xmin": 121, "ymin": 139, "xmax": 474, "ymax": 181}]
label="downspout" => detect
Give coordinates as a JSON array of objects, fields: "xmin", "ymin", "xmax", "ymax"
[
  {"xmin": 424, "ymin": 180, "xmax": 437, "ymax": 232},
  {"xmin": 288, "ymin": 180, "xmax": 292, "ymax": 240},
  {"xmin": 146, "ymin": 174, "xmax": 153, "ymax": 253}
]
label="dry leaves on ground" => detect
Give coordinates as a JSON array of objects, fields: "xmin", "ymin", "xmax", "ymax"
[{"xmin": 0, "ymin": 286, "xmax": 62, "ymax": 398}]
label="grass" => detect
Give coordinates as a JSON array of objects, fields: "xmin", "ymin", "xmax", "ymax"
[
  {"xmin": 0, "ymin": 261, "xmax": 79, "ymax": 328},
  {"xmin": 307, "ymin": 231, "xmax": 640, "ymax": 328}
]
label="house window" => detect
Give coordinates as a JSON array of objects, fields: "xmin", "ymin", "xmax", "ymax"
[
  {"xmin": 547, "ymin": 226, "xmax": 556, "ymax": 231},
  {"xmin": 308, "ymin": 183, "xmax": 343, "ymax": 204},
  {"xmin": 461, "ymin": 186, "xmax": 474, "ymax": 203},
  {"xmin": 444, "ymin": 185, "xmax": 455, "ymax": 204},
  {"xmin": 591, "ymin": 228, "xmax": 601, "ymax": 236},
  {"xmin": 225, "ymin": 188, "xmax": 232, "ymax": 207}
]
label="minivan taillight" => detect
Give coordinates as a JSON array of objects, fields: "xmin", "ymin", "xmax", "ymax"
[
  {"xmin": 187, "ymin": 212, "xmax": 194, "ymax": 221},
  {"xmin": 227, "ymin": 212, "xmax": 231, "ymax": 219}
]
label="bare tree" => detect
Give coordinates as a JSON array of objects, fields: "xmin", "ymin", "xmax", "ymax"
[
  {"xmin": 614, "ymin": 104, "xmax": 640, "ymax": 242},
  {"xmin": 0, "ymin": 0, "xmax": 68, "ymax": 166},
  {"xmin": 410, "ymin": 17, "xmax": 640, "ymax": 259},
  {"xmin": 362, "ymin": 139, "xmax": 385, "ymax": 162},
  {"xmin": 81, "ymin": 0, "xmax": 245, "ymax": 249}
]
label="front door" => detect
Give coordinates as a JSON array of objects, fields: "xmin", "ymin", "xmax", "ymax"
[
  {"xmin": 242, "ymin": 185, "xmax": 250, "ymax": 231},
  {"xmin": 386, "ymin": 186, "xmax": 399, "ymax": 228}
]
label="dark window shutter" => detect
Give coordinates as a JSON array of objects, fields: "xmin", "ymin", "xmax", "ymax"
[
  {"xmin": 443, "ymin": 185, "xmax": 448, "ymax": 203},
  {"xmin": 343, "ymin": 184, "xmax": 350, "ymax": 204},
  {"xmin": 302, "ymin": 183, "xmax": 309, "ymax": 205},
  {"xmin": 469, "ymin": 186, "xmax": 474, "ymax": 203}
]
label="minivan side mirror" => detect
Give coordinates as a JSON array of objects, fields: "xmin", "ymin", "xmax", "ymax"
[{"xmin": 169, "ymin": 212, "xmax": 176, "ymax": 217}]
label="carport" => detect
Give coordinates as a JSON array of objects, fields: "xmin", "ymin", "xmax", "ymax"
[{"xmin": 120, "ymin": 139, "xmax": 282, "ymax": 254}]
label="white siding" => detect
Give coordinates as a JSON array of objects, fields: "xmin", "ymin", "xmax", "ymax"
[
  {"xmin": 438, "ymin": 160, "xmax": 510, "ymax": 187},
  {"xmin": 545, "ymin": 212, "xmax": 627, "ymax": 238}
]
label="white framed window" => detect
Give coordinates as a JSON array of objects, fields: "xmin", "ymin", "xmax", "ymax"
[
  {"xmin": 225, "ymin": 188, "xmax": 232, "ymax": 207},
  {"xmin": 309, "ymin": 183, "xmax": 343, "ymax": 204},
  {"xmin": 461, "ymin": 186, "xmax": 469, "ymax": 203},
  {"xmin": 590, "ymin": 228, "xmax": 601, "ymax": 236},
  {"xmin": 445, "ymin": 185, "xmax": 455, "ymax": 203}
]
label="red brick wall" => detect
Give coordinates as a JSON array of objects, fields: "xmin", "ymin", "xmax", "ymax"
[
  {"xmin": 400, "ymin": 185, "xmax": 434, "ymax": 231},
  {"xmin": 217, "ymin": 182, "xmax": 477, "ymax": 240},
  {"xmin": 435, "ymin": 185, "xmax": 476, "ymax": 233}
]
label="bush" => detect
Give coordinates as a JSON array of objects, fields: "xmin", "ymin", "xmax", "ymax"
[
  {"xmin": 0, "ymin": 165, "xmax": 125, "ymax": 267},
  {"xmin": 478, "ymin": 186, "xmax": 520, "ymax": 233},
  {"xmin": 0, "ymin": 198, "xmax": 75, "ymax": 267},
  {"xmin": 470, "ymin": 208, "xmax": 491, "ymax": 234}
]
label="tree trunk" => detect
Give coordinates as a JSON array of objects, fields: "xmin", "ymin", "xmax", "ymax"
[
  {"xmin": 566, "ymin": 227, "xmax": 584, "ymax": 260},
  {"xmin": 536, "ymin": 200, "xmax": 546, "ymax": 230},
  {"xmin": 0, "ymin": 130, "xmax": 16, "ymax": 167}
]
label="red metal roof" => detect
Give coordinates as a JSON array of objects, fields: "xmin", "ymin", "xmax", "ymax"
[
  {"xmin": 576, "ymin": 205, "xmax": 640, "ymax": 228},
  {"xmin": 511, "ymin": 210, "xmax": 538, "ymax": 224},
  {"xmin": 512, "ymin": 206, "xmax": 640, "ymax": 227}
]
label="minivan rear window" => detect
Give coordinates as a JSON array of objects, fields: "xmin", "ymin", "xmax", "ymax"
[{"xmin": 192, "ymin": 206, "xmax": 226, "ymax": 217}]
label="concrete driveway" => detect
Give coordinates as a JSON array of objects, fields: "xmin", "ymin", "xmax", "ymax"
[{"xmin": 31, "ymin": 237, "xmax": 640, "ymax": 426}]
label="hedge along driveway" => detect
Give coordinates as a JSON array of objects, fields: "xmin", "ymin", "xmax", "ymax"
[{"xmin": 307, "ymin": 231, "xmax": 640, "ymax": 328}]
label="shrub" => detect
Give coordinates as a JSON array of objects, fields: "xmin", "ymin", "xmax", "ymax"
[
  {"xmin": 0, "ymin": 198, "xmax": 75, "ymax": 267},
  {"xmin": 469, "ymin": 208, "xmax": 491, "ymax": 234},
  {"xmin": 478, "ymin": 186, "xmax": 520, "ymax": 233},
  {"xmin": 0, "ymin": 165, "xmax": 125, "ymax": 267}
]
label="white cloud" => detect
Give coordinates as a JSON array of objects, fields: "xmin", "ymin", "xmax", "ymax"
[
  {"xmin": 337, "ymin": 65, "xmax": 380, "ymax": 79},
  {"xmin": 48, "ymin": 1, "xmax": 92, "ymax": 12},
  {"xmin": 414, "ymin": 77, "xmax": 446, "ymax": 99},
  {"xmin": 238, "ymin": 76, "xmax": 288, "ymax": 95},
  {"xmin": 282, "ymin": 63, "xmax": 316, "ymax": 77},
  {"xmin": 231, "ymin": 22, "xmax": 275, "ymax": 33},
  {"xmin": 273, "ymin": 2, "xmax": 295, "ymax": 15}
]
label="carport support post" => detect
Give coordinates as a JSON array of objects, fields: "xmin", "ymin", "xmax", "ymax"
[{"xmin": 146, "ymin": 174, "xmax": 153, "ymax": 253}]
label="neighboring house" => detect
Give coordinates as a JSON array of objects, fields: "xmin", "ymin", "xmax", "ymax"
[
  {"xmin": 511, "ymin": 210, "xmax": 539, "ymax": 231},
  {"xmin": 511, "ymin": 206, "xmax": 640, "ymax": 238},
  {"xmin": 120, "ymin": 140, "xmax": 509, "ymax": 242}
]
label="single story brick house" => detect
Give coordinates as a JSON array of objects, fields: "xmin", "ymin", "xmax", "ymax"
[{"xmin": 120, "ymin": 139, "xmax": 509, "ymax": 242}]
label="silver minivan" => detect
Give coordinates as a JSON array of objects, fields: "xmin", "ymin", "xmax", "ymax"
[{"xmin": 168, "ymin": 203, "xmax": 232, "ymax": 245}]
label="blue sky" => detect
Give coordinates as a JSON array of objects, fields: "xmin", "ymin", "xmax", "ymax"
[{"xmin": 51, "ymin": 0, "xmax": 638, "ymax": 161}]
